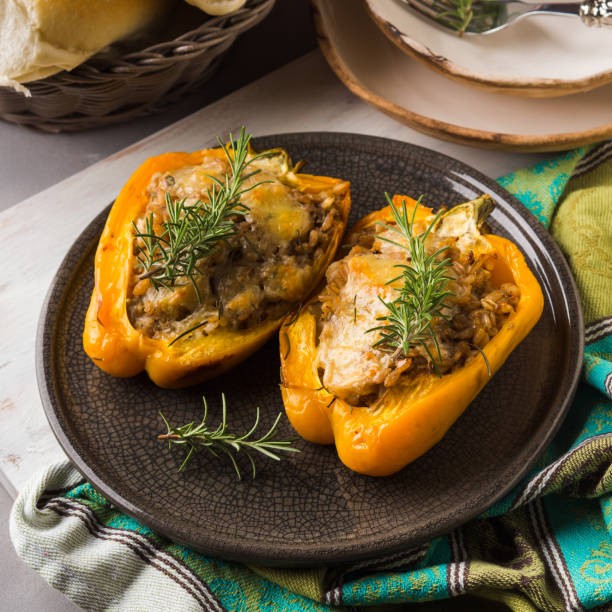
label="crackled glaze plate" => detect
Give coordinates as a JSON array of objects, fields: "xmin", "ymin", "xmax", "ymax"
[{"xmin": 37, "ymin": 133, "xmax": 582, "ymax": 566}]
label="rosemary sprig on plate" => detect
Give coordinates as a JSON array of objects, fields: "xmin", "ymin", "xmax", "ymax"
[
  {"xmin": 433, "ymin": 0, "xmax": 501, "ymax": 35},
  {"xmin": 132, "ymin": 128, "xmax": 265, "ymax": 301},
  {"xmin": 158, "ymin": 394, "xmax": 300, "ymax": 479},
  {"xmin": 367, "ymin": 194, "xmax": 453, "ymax": 375},
  {"xmin": 435, "ymin": 0, "xmax": 473, "ymax": 34}
]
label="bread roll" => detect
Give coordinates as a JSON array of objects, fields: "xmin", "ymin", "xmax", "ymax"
[
  {"xmin": 0, "ymin": 0, "xmax": 173, "ymax": 94},
  {"xmin": 185, "ymin": 0, "xmax": 247, "ymax": 16}
]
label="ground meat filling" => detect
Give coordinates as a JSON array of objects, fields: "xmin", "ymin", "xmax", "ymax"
[
  {"xmin": 315, "ymin": 218, "xmax": 520, "ymax": 406},
  {"xmin": 127, "ymin": 155, "xmax": 347, "ymax": 341}
]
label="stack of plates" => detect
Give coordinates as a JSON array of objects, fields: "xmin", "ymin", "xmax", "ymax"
[{"xmin": 311, "ymin": 0, "xmax": 612, "ymax": 151}]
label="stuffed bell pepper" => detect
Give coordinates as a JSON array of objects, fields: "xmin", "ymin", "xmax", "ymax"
[
  {"xmin": 279, "ymin": 194, "xmax": 544, "ymax": 476},
  {"xmin": 84, "ymin": 130, "xmax": 351, "ymax": 388}
]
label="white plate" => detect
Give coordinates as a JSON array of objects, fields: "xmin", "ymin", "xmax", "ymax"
[
  {"xmin": 365, "ymin": 0, "xmax": 612, "ymax": 97},
  {"xmin": 312, "ymin": 0, "xmax": 612, "ymax": 151}
]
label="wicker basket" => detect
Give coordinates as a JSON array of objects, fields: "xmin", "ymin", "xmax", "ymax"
[{"xmin": 0, "ymin": 0, "xmax": 275, "ymax": 133}]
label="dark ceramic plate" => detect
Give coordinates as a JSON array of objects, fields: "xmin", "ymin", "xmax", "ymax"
[{"xmin": 37, "ymin": 133, "xmax": 583, "ymax": 567}]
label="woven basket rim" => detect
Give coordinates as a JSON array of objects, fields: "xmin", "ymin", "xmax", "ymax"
[{"xmin": 0, "ymin": 0, "xmax": 276, "ymax": 132}]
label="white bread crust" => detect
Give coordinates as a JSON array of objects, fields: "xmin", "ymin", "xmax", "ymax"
[
  {"xmin": 0, "ymin": 0, "xmax": 172, "ymax": 92},
  {"xmin": 185, "ymin": 0, "xmax": 247, "ymax": 16}
]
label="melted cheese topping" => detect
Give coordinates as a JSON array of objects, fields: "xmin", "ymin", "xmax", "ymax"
[
  {"xmin": 170, "ymin": 157, "xmax": 227, "ymax": 199},
  {"xmin": 317, "ymin": 254, "xmax": 398, "ymax": 403},
  {"xmin": 316, "ymin": 217, "xmax": 435, "ymax": 402},
  {"xmin": 128, "ymin": 153, "xmax": 346, "ymax": 341},
  {"xmin": 316, "ymin": 203, "xmax": 501, "ymax": 405},
  {"xmin": 242, "ymin": 181, "xmax": 312, "ymax": 244}
]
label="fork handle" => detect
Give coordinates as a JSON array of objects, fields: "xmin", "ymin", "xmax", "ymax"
[{"xmin": 580, "ymin": 0, "xmax": 612, "ymax": 25}]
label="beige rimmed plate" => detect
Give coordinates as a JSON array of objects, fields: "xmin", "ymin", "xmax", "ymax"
[
  {"xmin": 312, "ymin": 0, "xmax": 612, "ymax": 152},
  {"xmin": 365, "ymin": 0, "xmax": 612, "ymax": 98}
]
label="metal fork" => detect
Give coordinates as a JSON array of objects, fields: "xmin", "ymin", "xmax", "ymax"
[{"xmin": 399, "ymin": 0, "xmax": 612, "ymax": 34}]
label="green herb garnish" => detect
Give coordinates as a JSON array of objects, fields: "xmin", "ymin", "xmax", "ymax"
[
  {"xmin": 436, "ymin": 0, "xmax": 474, "ymax": 34},
  {"xmin": 158, "ymin": 394, "xmax": 299, "ymax": 479},
  {"xmin": 132, "ymin": 128, "xmax": 265, "ymax": 302},
  {"xmin": 167, "ymin": 320, "xmax": 208, "ymax": 347},
  {"xmin": 367, "ymin": 194, "xmax": 453, "ymax": 375},
  {"xmin": 433, "ymin": 0, "xmax": 501, "ymax": 35}
]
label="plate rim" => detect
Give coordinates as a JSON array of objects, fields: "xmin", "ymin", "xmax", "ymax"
[
  {"xmin": 311, "ymin": 0, "xmax": 612, "ymax": 152},
  {"xmin": 36, "ymin": 131, "xmax": 584, "ymax": 566},
  {"xmin": 364, "ymin": 0, "xmax": 612, "ymax": 98}
]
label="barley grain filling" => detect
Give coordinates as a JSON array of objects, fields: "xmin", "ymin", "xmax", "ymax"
[
  {"xmin": 127, "ymin": 155, "xmax": 347, "ymax": 341},
  {"xmin": 315, "ymin": 218, "xmax": 520, "ymax": 406}
]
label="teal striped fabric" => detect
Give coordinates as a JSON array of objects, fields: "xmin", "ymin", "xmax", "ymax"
[{"xmin": 10, "ymin": 143, "xmax": 612, "ymax": 611}]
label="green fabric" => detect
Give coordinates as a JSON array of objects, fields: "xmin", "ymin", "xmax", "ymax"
[
  {"xmin": 10, "ymin": 142, "xmax": 612, "ymax": 611},
  {"xmin": 550, "ymin": 163, "xmax": 612, "ymax": 325}
]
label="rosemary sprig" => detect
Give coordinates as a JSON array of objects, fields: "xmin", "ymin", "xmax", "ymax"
[
  {"xmin": 132, "ymin": 128, "xmax": 265, "ymax": 301},
  {"xmin": 433, "ymin": 0, "xmax": 501, "ymax": 35},
  {"xmin": 471, "ymin": 343, "xmax": 492, "ymax": 376},
  {"xmin": 436, "ymin": 0, "xmax": 473, "ymax": 35},
  {"xmin": 367, "ymin": 194, "xmax": 453, "ymax": 376},
  {"xmin": 158, "ymin": 394, "xmax": 300, "ymax": 479},
  {"xmin": 167, "ymin": 320, "xmax": 208, "ymax": 347}
]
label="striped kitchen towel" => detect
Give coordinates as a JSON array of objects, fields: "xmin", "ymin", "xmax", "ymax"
[{"xmin": 10, "ymin": 142, "xmax": 612, "ymax": 611}]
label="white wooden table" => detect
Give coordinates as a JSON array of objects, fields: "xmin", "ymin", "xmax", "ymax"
[{"xmin": 0, "ymin": 50, "xmax": 548, "ymax": 499}]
